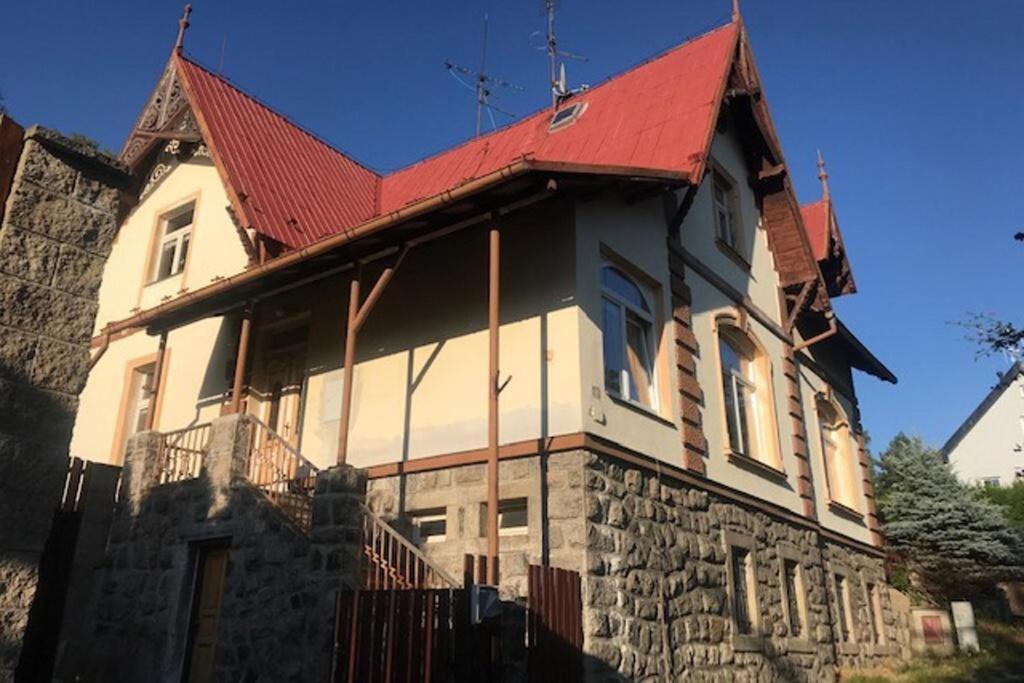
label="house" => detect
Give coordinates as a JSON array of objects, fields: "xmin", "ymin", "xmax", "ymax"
[
  {"xmin": 63, "ymin": 7, "xmax": 907, "ymax": 681},
  {"xmin": 943, "ymin": 361, "xmax": 1024, "ymax": 487}
]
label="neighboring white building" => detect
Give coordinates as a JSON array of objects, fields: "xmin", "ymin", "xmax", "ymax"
[{"xmin": 944, "ymin": 362, "xmax": 1024, "ymax": 487}]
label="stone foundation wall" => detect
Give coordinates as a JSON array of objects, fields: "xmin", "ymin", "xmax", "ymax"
[{"xmin": 0, "ymin": 119, "xmax": 126, "ymax": 680}]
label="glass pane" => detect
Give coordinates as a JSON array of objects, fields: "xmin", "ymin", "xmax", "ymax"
[
  {"xmin": 601, "ymin": 267, "xmax": 649, "ymax": 312},
  {"xmin": 155, "ymin": 240, "xmax": 176, "ymax": 280},
  {"xmin": 499, "ymin": 499, "xmax": 528, "ymax": 530},
  {"xmin": 723, "ymin": 372, "xmax": 740, "ymax": 452},
  {"xmin": 602, "ymin": 298, "xmax": 624, "ymax": 395},
  {"xmin": 732, "ymin": 548, "xmax": 752, "ymax": 634},
  {"xmin": 625, "ymin": 315, "xmax": 653, "ymax": 407},
  {"xmin": 176, "ymin": 233, "xmax": 190, "ymax": 274},
  {"xmin": 133, "ymin": 407, "xmax": 149, "ymax": 435},
  {"xmin": 784, "ymin": 560, "xmax": 803, "ymax": 638},
  {"xmin": 165, "ymin": 207, "xmax": 194, "ymax": 234},
  {"xmin": 719, "ymin": 337, "xmax": 743, "ymax": 374},
  {"xmin": 736, "ymin": 381, "xmax": 751, "ymax": 455}
]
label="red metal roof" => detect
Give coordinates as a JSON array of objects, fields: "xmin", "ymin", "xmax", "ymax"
[
  {"xmin": 176, "ymin": 55, "xmax": 380, "ymax": 249},
  {"xmin": 380, "ymin": 23, "xmax": 738, "ymax": 213},
  {"xmin": 170, "ymin": 22, "xmax": 738, "ymax": 249},
  {"xmin": 799, "ymin": 200, "xmax": 829, "ymax": 261}
]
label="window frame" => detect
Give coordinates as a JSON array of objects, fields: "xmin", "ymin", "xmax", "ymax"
[
  {"xmin": 711, "ymin": 167, "xmax": 743, "ymax": 254},
  {"xmin": 831, "ymin": 567, "xmax": 857, "ymax": 648},
  {"xmin": 863, "ymin": 577, "xmax": 886, "ymax": 646},
  {"xmin": 409, "ymin": 508, "xmax": 448, "ymax": 544},
  {"xmin": 778, "ymin": 544, "xmax": 812, "ymax": 649},
  {"xmin": 149, "ymin": 201, "xmax": 196, "ymax": 283},
  {"xmin": 110, "ymin": 350, "xmax": 170, "ymax": 465},
  {"xmin": 714, "ymin": 316, "xmax": 784, "ymax": 473},
  {"xmin": 723, "ymin": 530, "xmax": 762, "ymax": 652},
  {"xmin": 816, "ymin": 394, "xmax": 863, "ymax": 514},
  {"xmin": 600, "ymin": 262, "xmax": 660, "ymax": 412}
]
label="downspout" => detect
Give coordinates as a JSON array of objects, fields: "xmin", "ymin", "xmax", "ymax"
[
  {"xmin": 486, "ymin": 222, "xmax": 501, "ymax": 585},
  {"xmin": 144, "ymin": 332, "xmax": 168, "ymax": 431},
  {"xmin": 229, "ymin": 302, "xmax": 253, "ymax": 413},
  {"xmin": 89, "ymin": 332, "xmax": 111, "ymax": 371}
]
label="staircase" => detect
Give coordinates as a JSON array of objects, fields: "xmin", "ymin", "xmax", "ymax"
[
  {"xmin": 361, "ymin": 505, "xmax": 460, "ymax": 589},
  {"xmin": 242, "ymin": 416, "xmax": 319, "ymax": 531}
]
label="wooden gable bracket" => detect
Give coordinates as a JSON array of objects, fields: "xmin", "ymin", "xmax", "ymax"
[{"xmin": 783, "ymin": 279, "xmax": 816, "ymax": 333}]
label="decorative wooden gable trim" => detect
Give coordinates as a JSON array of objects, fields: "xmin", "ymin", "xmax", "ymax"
[
  {"xmin": 821, "ymin": 202, "xmax": 857, "ymax": 297},
  {"xmin": 120, "ymin": 55, "xmax": 193, "ymax": 168}
]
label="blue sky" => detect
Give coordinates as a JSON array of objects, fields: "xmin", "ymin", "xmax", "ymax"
[{"xmin": 2, "ymin": 1, "xmax": 1021, "ymax": 453}]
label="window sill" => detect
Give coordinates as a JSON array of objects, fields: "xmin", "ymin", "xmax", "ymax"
[
  {"xmin": 828, "ymin": 500, "xmax": 866, "ymax": 523},
  {"xmin": 867, "ymin": 642, "xmax": 896, "ymax": 657},
  {"xmin": 783, "ymin": 638, "xmax": 818, "ymax": 654},
  {"xmin": 732, "ymin": 634, "xmax": 763, "ymax": 652},
  {"xmin": 608, "ymin": 393, "xmax": 676, "ymax": 429},
  {"xmin": 145, "ymin": 272, "xmax": 184, "ymax": 288},
  {"xmin": 838, "ymin": 641, "xmax": 860, "ymax": 656},
  {"xmin": 726, "ymin": 451, "xmax": 788, "ymax": 484},
  {"xmin": 715, "ymin": 238, "xmax": 752, "ymax": 271}
]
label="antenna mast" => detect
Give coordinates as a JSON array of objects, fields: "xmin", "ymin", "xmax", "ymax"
[
  {"xmin": 541, "ymin": 0, "xmax": 587, "ymax": 108},
  {"xmin": 445, "ymin": 13, "xmax": 523, "ymax": 137}
]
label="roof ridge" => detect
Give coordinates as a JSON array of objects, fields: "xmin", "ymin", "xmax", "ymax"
[
  {"xmin": 382, "ymin": 20, "xmax": 736, "ymax": 179},
  {"xmin": 176, "ymin": 51, "xmax": 383, "ymax": 179}
]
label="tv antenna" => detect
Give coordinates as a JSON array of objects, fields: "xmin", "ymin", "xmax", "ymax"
[
  {"xmin": 535, "ymin": 0, "xmax": 588, "ymax": 107},
  {"xmin": 445, "ymin": 13, "xmax": 524, "ymax": 137}
]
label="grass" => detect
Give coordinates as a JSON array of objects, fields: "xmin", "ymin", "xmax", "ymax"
[{"xmin": 846, "ymin": 620, "xmax": 1024, "ymax": 683}]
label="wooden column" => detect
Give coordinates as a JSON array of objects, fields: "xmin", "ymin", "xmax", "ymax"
[
  {"xmin": 229, "ymin": 303, "xmax": 253, "ymax": 414},
  {"xmin": 144, "ymin": 331, "xmax": 168, "ymax": 431},
  {"xmin": 337, "ymin": 276, "xmax": 361, "ymax": 465},
  {"xmin": 486, "ymin": 224, "xmax": 500, "ymax": 585}
]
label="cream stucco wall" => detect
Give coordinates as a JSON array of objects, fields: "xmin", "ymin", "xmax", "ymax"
[
  {"xmin": 93, "ymin": 154, "xmax": 249, "ymax": 331},
  {"xmin": 947, "ymin": 375, "xmax": 1024, "ymax": 487}
]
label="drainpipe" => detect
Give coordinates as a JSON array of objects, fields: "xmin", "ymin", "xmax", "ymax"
[
  {"xmin": 486, "ymin": 222, "xmax": 501, "ymax": 585},
  {"xmin": 89, "ymin": 332, "xmax": 111, "ymax": 371},
  {"xmin": 792, "ymin": 310, "xmax": 837, "ymax": 353},
  {"xmin": 144, "ymin": 331, "xmax": 168, "ymax": 431},
  {"xmin": 229, "ymin": 302, "xmax": 253, "ymax": 413}
]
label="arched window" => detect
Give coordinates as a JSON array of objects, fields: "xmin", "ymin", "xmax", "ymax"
[
  {"xmin": 717, "ymin": 322, "xmax": 781, "ymax": 468},
  {"xmin": 601, "ymin": 265, "xmax": 658, "ymax": 410},
  {"xmin": 816, "ymin": 398, "xmax": 859, "ymax": 510}
]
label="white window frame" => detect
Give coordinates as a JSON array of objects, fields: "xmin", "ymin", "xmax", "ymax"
[
  {"xmin": 712, "ymin": 170, "xmax": 740, "ymax": 250},
  {"xmin": 600, "ymin": 264, "xmax": 659, "ymax": 411},
  {"xmin": 150, "ymin": 202, "xmax": 195, "ymax": 282},
  {"xmin": 720, "ymin": 338, "xmax": 761, "ymax": 458},
  {"xmin": 410, "ymin": 508, "xmax": 447, "ymax": 544}
]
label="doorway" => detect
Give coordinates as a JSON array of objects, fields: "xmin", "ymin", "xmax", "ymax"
[{"xmin": 184, "ymin": 544, "xmax": 230, "ymax": 682}]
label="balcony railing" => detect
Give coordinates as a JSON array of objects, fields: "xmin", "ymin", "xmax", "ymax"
[
  {"xmin": 156, "ymin": 422, "xmax": 211, "ymax": 484},
  {"xmin": 243, "ymin": 415, "xmax": 319, "ymax": 531},
  {"xmin": 362, "ymin": 505, "xmax": 460, "ymax": 590}
]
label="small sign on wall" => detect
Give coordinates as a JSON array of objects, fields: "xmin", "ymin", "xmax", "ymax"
[{"xmin": 950, "ymin": 601, "xmax": 979, "ymax": 653}]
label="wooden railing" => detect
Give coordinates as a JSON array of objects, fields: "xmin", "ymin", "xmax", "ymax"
[
  {"xmin": 243, "ymin": 416, "xmax": 319, "ymax": 531},
  {"xmin": 156, "ymin": 423, "xmax": 211, "ymax": 484},
  {"xmin": 362, "ymin": 505, "xmax": 460, "ymax": 590}
]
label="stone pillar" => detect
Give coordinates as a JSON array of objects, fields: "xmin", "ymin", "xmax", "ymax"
[
  {"xmin": 121, "ymin": 431, "xmax": 162, "ymax": 514},
  {"xmin": 0, "ymin": 120, "xmax": 127, "ymax": 679},
  {"xmin": 204, "ymin": 414, "xmax": 252, "ymax": 511},
  {"xmin": 304, "ymin": 465, "xmax": 366, "ymax": 680}
]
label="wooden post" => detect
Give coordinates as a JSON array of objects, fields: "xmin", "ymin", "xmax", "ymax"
[
  {"xmin": 144, "ymin": 331, "xmax": 168, "ymax": 431},
  {"xmin": 337, "ymin": 276, "xmax": 361, "ymax": 465},
  {"xmin": 486, "ymin": 224, "xmax": 500, "ymax": 585},
  {"xmin": 229, "ymin": 303, "xmax": 253, "ymax": 414}
]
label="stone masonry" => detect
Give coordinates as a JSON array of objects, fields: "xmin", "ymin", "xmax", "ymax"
[
  {"xmin": 0, "ymin": 118, "xmax": 126, "ymax": 681},
  {"xmin": 366, "ymin": 449, "xmax": 906, "ymax": 681}
]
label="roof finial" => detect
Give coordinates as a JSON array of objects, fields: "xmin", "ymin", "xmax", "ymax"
[
  {"xmin": 732, "ymin": 0, "xmax": 742, "ymax": 22},
  {"xmin": 817, "ymin": 149, "xmax": 830, "ymax": 201},
  {"xmin": 175, "ymin": 4, "xmax": 192, "ymax": 53}
]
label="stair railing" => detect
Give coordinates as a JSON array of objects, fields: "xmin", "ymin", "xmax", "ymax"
[{"xmin": 361, "ymin": 505, "xmax": 460, "ymax": 590}]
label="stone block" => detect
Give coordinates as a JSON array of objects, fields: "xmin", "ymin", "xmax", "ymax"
[
  {"xmin": 0, "ymin": 275, "xmax": 98, "ymax": 345},
  {"xmin": 0, "ymin": 435, "xmax": 66, "ymax": 550},
  {"xmin": 0, "ymin": 226, "xmax": 61, "ymax": 285},
  {"xmin": 0, "ymin": 328, "xmax": 37, "ymax": 383},
  {"xmin": 28, "ymin": 337, "xmax": 89, "ymax": 394},
  {"xmin": 51, "ymin": 244, "xmax": 106, "ymax": 298},
  {"xmin": 3, "ymin": 183, "xmax": 117, "ymax": 256},
  {"xmin": 73, "ymin": 173, "xmax": 120, "ymax": 214},
  {"xmin": 18, "ymin": 140, "xmax": 77, "ymax": 195},
  {"xmin": 0, "ymin": 379, "xmax": 77, "ymax": 444}
]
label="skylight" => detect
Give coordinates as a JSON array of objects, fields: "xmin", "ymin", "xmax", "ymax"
[{"xmin": 549, "ymin": 102, "xmax": 586, "ymax": 131}]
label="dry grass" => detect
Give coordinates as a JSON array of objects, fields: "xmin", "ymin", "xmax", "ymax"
[{"xmin": 846, "ymin": 620, "xmax": 1024, "ymax": 683}]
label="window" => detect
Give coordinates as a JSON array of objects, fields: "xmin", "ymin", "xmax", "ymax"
[
  {"xmin": 781, "ymin": 558, "xmax": 807, "ymax": 639},
  {"xmin": 712, "ymin": 171, "xmax": 740, "ymax": 250},
  {"xmin": 410, "ymin": 508, "xmax": 447, "ymax": 544},
  {"xmin": 730, "ymin": 546, "xmax": 756, "ymax": 635},
  {"xmin": 481, "ymin": 498, "xmax": 529, "ymax": 537},
  {"xmin": 866, "ymin": 582, "xmax": 885, "ymax": 645},
  {"xmin": 834, "ymin": 573, "xmax": 854, "ymax": 643},
  {"xmin": 122, "ymin": 363, "xmax": 156, "ymax": 455},
  {"xmin": 601, "ymin": 265, "xmax": 658, "ymax": 410},
  {"xmin": 549, "ymin": 102, "xmax": 585, "ymax": 131},
  {"xmin": 151, "ymin": 202, "xmax": 194, "ymax": 282},
  {"xmin": 718, "ymin": 324, "xmax": 780, "ymax": 468},
  {"xmin": 817, "ymin": 399, "xmax": 860, "ymax": 510},
  {"xmin": 981, "ymin": 476, "xmax": 1001, "ymax": 488}
]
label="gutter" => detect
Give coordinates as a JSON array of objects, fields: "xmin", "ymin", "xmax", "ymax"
[{"xmin": 100, "ymin": 159, "xmax": 688, "ymax": 337}]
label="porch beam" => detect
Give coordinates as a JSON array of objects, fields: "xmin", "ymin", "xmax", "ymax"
[
  {"xmin": 336, "ymin": 248, "xmax": 410, "ymax": 465},
  {"xmin": 144, "ymin": 332, "xmax": 168, "ymax": 431},
  {"xmin": 229, "ymin": 302, "xmax": 253, "ymax": 413},
  {"xmin": 486, "ymin": 222, "xmax": 500, "ymax": 585}
]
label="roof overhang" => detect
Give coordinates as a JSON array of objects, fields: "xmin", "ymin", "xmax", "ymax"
[
  {"xmin": 100, "ymin": 160, "xmax": 689, "ymax": 336},
  {"xmin": 834, "ymin": 318, "xmax": 897, "ymax": 384}
]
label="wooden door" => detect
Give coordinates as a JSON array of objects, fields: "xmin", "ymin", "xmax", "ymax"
[
  {"xmin": 185, "ymin": 546, "xmax": 229, "ymax": 683},
  {"xmin": 262, "ymin": 349, "xmax": 305, "ymax": 447}
]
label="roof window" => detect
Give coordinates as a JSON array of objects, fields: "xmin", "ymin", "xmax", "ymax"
[{"xmin": 549, "ymin": 102, "xmax": 586, "ymax": 131}]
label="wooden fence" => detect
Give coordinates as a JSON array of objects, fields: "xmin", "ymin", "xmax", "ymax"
[{"xmin": 527, "ymin": 564, "xmax": 584, "ymax": 683}]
